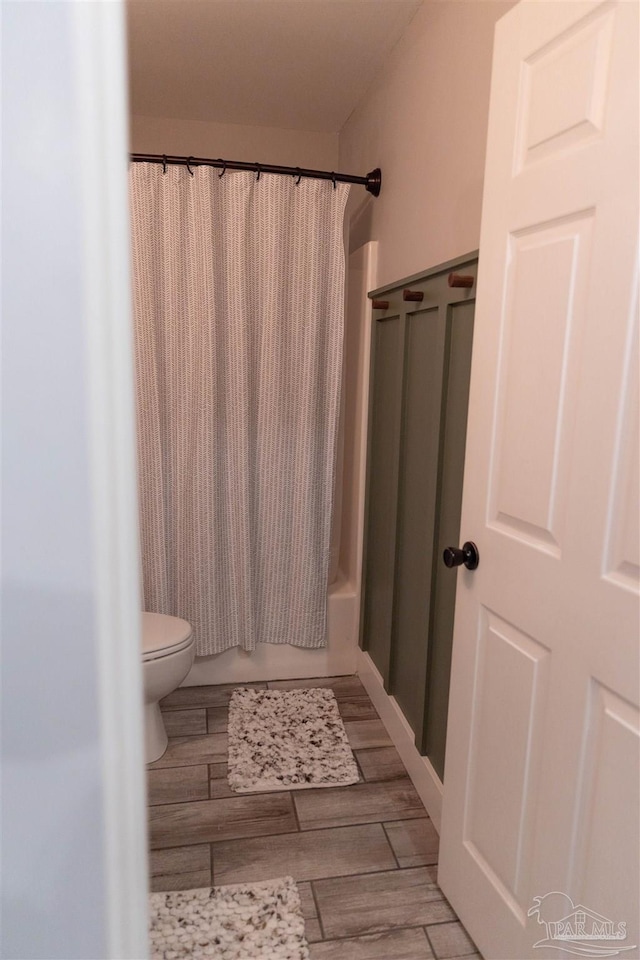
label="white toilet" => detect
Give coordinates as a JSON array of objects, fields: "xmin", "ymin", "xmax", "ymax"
[{"xmin": 142, "ymin": 612, "xmax": 195, "ymax": 763}]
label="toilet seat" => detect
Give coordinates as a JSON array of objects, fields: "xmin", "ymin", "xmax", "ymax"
[{"xmin": 142, "ymin": 612, "xmax": 193, "ymax": 662}]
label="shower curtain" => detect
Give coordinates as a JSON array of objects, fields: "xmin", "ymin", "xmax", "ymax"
[{"xmin": 129, "ymin": 163, "xmax": 350, "ymax": 655}]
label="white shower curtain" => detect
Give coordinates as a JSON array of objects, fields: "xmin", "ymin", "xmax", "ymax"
[{"xmin": 129, "ymin": 163, "xmax": 349, "ymax": 655}]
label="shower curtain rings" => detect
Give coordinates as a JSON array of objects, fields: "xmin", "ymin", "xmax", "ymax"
[
  {"xmin": 293, "ymin": 167, "xmax": 302, "ymax": 186},
  {"xmin": 162, "ymin": 155, "xmax": 167, "ymax": 174},
  {"xmin": 217, "ymin": 159, "xmax": 226, "ymax": 178},
  {"xmin": 255, "ymin": 163, "xmax": 262, "ymax": 182},
  {"xmin": 331, "ymin": 172, "xmax": 337, "ymax": 190},
  {"xmin": 186, "ymin": 157, "xmax": 195, "ymax": 176}
]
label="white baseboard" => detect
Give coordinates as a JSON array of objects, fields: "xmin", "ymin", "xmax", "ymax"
[{"xmin": 357, "ymin": 649, "xmax": 443, "ymax": 833}]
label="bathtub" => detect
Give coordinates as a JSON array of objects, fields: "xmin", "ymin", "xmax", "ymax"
[
  {"xmin": 183, "ymin": 572, "xmax": 360, "ymax": 685},
  {"xmin": 182, "ymin": 241, "xmax": 378, "ymax": 687}
]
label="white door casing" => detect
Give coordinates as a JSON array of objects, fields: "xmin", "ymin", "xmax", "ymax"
[
  {"xmin": 438, "ymin": 2, "xmax": 639, "ymax": 959},
  {"xmin": 2, "ymin": 2, "xmax": 148, "ymax": 958}
]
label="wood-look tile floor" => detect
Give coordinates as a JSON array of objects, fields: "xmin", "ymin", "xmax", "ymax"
[{"xmin": 148, "ymin": 676, "xmax": 480, "ymax": 960}]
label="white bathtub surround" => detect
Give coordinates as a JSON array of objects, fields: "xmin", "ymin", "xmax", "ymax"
[
  {"xmin": 227, "ymin": 688, "xmax": 359, "ymax": 792},
  {"xmin": 131, "ymin": 165, "xmax": 349, "ymax": 656},
  {"xmin": 185, "ymin": 574, "xmax": 359, "ymax": 685},
  {"xmin": 149, "ymin": 877, "xmax": 309, "ymax": 960}
]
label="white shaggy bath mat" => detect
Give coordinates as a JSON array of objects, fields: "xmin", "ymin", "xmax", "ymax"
[
  {"xmin": 227, "ymin": 687, "xmax": 360, "ymax": 792},
  {"xmin": 149, "ymin": 876, "xmax": 310, "ymax": 960}
]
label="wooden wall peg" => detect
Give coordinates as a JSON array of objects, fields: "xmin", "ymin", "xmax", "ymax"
[
  {"xmin": 371, "ymin": 299, "xmax": 390, "ymax": 310},
  {"xmin": 448, "ymin": 273, "xmax": 474, "ymax": 288},
  {"xmin": 403, "ymin": 289, "xmax": 424, "ymax": 302}
]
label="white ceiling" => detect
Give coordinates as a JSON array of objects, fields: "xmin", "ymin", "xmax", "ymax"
[{"xmin": 126, "ymin": 0, "xmax": 423, "ymax": 133}]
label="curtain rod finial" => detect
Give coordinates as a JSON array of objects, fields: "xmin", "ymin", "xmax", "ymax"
[{"xmin": 366, "ymin": 168, "xmax": 382, "ymax": 197}]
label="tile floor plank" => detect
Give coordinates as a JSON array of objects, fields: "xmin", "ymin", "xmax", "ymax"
[
  {"xmin": 212, "ymin": 823, "xmax": 397, "ymax": 885},
  {"xmin": 151, "ymin": 677, "xmax": 478, "ymax": 958},
  {"xmin": 305, "ymin": 918, "xmax": 324, "ymax": 943},
  {"xmin": 148, "ymin": 764, "xmax": 209, "ymax": 806},
  {"xmin": 309, "ymin": 928, "xmax": 435, "ymax": 960},
  {"xmin": 208, "ymin": 766, "xmax": 283, "ymax": 800},
  {"xmin": 297, "ymin": 881, "xmax": 318, "ymax": 919},
  {"xmin": 295, "ymin": 779, "xmax": 425, "ymax": 830},
  {"xmin": 149, "ymin": 844, "xmax": 211, "ymax": 892},
  {"xmin": 425, "ymin": 921, "xmax": 478, "ymax": 959},
  {"xmin": 337, "ymin": 696, "xmax": 379, "ymax": 721},
  {"xmin": 344, "ymin": 719, "xmax": 394, "ymax": 750},
  {"xmin": 313, "ymin": 867, "xmax": 456, "ymax": 939},
  {"xmin": 162, "ymin": 708, "xmax": 207, "ymax": 737},
  {"xmin": 266, "ymin": 676, "xmax": 367, "ymax": 698},
  {"xmin": 209, "ymin": 778, "xmax": 235, "ymax": 800},
  {"xmin": 206, "ymin": 706, "xmax": 229, "ymax": 733},
  {"xmin": 384, "ymin": 818, "xmax": 440, "ymax": 867},
  {"xmin": 161, "ymin": 682, "xmax": 266, "ymax": 710},
  {"xmin": 356, "ymin": 746, "xmax": 407, "ymax": 782},
  {"xmin": 148, "ymin": 733, "xmax": 228, "ymax": 769},
  {"xmin": 149, "ymin": 793, "xmax": 296, "ymax": 849}
]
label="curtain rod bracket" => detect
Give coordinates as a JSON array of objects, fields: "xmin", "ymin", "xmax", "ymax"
[{"xmin": 365, "ymin": 168, "xmax": 382, "ymax": 197}]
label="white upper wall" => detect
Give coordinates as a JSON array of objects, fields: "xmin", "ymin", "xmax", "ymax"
[
  {"xmin": 127, "ymin": 1, "xmax": 422, "ymax": 133},
  {"xmin": 129, "ymin": 1, "xmax": 516, "ymax": 233},
  {"xmin": 130, "ymin": 114, "xmax": 339, "ymax": 171},
  {"xmin": 339, "ymin": 0, "xmax": 517, "ymax": 288}
]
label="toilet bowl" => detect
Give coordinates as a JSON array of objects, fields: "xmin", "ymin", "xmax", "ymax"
[{"xmin": 142, "ymin": 612, "xmax": 195, "ymax": 763}]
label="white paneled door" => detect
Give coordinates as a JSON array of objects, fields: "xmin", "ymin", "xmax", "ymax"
[{"xmin": 438, "ymin": 2, "xmax": 639, "ymax": 959}]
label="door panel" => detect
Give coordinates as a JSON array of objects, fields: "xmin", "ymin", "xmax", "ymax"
[
  {"xmin": 490, "ymin": 212, "xmax": 594, "ymax": 552},
  {"xmin": 515, "ymin": 4, "xmax": 615, "ymax": 170},
  {"xmin": 573, "ymin": 686, "xmax": 639, "ymax": 909},
  {"xmin": 465, "ymin": 610, "xmax": 550, "ymax": 912},
  {"xmin": 604, "ymin": 303, "xmax": 639, "ymax": 590},
  {"xmin": 439, "ymin": 2, "xmax": 639, "ymax": 958}
]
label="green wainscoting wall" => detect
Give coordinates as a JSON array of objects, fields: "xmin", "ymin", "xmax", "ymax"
[{"xmin": 361, "ymin": 252, "xmax": 477, "ymax": 782}]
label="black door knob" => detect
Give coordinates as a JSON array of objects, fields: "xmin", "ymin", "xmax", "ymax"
[{"xmin": 443, "ymin": 541, "xmax": 479, "ymax": 570}]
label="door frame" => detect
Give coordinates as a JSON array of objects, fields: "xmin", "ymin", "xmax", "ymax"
[{"xmin": 74, "ymin": 4, "xmax": 149, "ymax": 956}]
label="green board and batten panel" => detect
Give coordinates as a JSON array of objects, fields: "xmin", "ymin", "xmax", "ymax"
[
  {"xmin": 361, "ymin": 311, "xmax": 405, "ymax": 687},
  {"xmin": 391, "ymin": 306, "xmax": 445, "ymax": 742},
  {"xmin": 423, "ymin": 298, "xmax": 475, "ymax": 778},
  {"xmin": 360, "ymin": 252, "xmax": 478, "ymax": 781}
]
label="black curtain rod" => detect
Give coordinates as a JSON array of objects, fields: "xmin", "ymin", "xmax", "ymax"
[{"xmin": 130, "ymin": 153, "xmax": 382, "ymax": 197}]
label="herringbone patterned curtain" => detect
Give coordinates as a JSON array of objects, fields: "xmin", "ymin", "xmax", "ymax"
[{"xmin": 129, "ymin": 164, "xmax": 349, "ymax": 654}]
